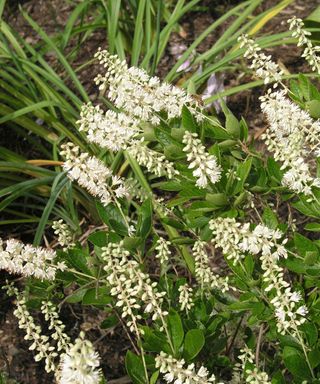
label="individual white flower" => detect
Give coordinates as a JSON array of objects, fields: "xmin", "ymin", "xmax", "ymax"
[
  {"xmin": 52, "ymin": 219, "xmax": 75, "ymax": 251},
  {"xmin": 246, "ymin": 368, "xmax": 271, "ymax": 384},
  {"xmin": 178, "ymin": 284, "xmax": 194, "ymax": 313},
  {"xmin": 128, "ymin": 138, "xmax": 179, "ymax": 179},
  {"xmin": 60, "ymin": 142, "xmax": 129, "ymax": 206},
  {"xmin": 77, "ymin": 103, "xmax": 140, "ymax": 151},
  {"xmin": 239, "ymin": 34, "xmax": 283, "ymax": 86},
  {"xmin": 155, "ymin": 351, "xmax": 219, "ymax": 384},
  {"xmin": 94, "ymin": 49, "xmax": 203, "ymax": 124},
  {"xmin": 0, "ymin": 238, "xmax": 65, "ymax": 281},
  {"xmin": 182, "ymin": 131, "xmax": 221, "ymax": 188},
  {"xmin": 58, "ymin": 332, "xmax": 102, "ymax": 384},
  {"xmin": 288, "ymin": 17, "xmax": 320, "ymax": 74}
]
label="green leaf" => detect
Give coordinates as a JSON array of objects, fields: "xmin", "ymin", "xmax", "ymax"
[
  {"xmin": 182, "ymin": 105, "xmax": 197, "ymax": 133},
  {"xmin": 150, "ymin": 370, "xmax": 159, "ymax": 384},
  {"xmin": 125, "ymin": 351, "xmax": 147, "ymax": 384},
  {"xmin": 168, "ymin": 309, "xmax": 184, "ymax": 353},
  {"xmin": 283, "ymin": 346, "xmax": 312, "ymax": 380},
  {"xmin": 96, "ymin": 202, "xmax": 128, "ymax": 236},
  {"xmin": 142, "ymin": 327, "xmax": 171, "ymax": 354},
  {"xmin": 308, "ymin": 348, "xmax": 320, "ymax": 369},
  {"xmin": 267, "ymin": 157, "xmax": 283, "ymax": 182},
  {"xmin": 294, "ymin": 233, "xmax": 319, "ymax": 259},
  {"xmin": 67, "ymin": 246, "xmax": 93, "ymax": 276},
  {"xmin": 262, "ymin": 207, "xmax": 278, "ymax": 229},
  {"xmin": 183, "ymin": 329, "xmax": 205, "ymax": 361},
  {"xmin": 137, "ymin": 198, "xmax": 152, "ymax": 239},
  {"xmin": 305, "ymin": 223, "xmax": 320, "ymax": 232},
  {"xmin": 306, "ymin": 100, "xmax": 320, "ymax": 119},
  {"xmin": 205, "ymin": 193, "xmax": 228, "ymax": 207},
  {"xmin": 101, "ymin": 315, "xmax": 119, "ymax": 329},
  {"xmin": 225, "ymin": 111, "xmax": 240, "ymax": 138},
  {"xmin": 300, "ymin": 322, "xmax": 318, "ymax": 347},
  {"xmin": 66, "ymin": 288, "xmax": 87, "ymax": 303},
  {"xmin": 88, "ymin": 231, "xmax": 108, "ymax": 247},
  {"xmin": 233, "ymin": 157, "xmax": 252, "ymax": 194},
  {"xmin": 82, "ymin": 288, "xmax": 112, "ymax": 306}
]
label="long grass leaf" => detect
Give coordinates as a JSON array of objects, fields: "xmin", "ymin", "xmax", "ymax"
[
  {"xmin": 20, "ymin": 8, "xmax": 89, "ymax": 102},
  {"xmin": 0, "ymin": 101, "xmax": 58, "ymax": 124},
  {"xmin": 33, "ymin": 173, "xmax": 68, "ymax": 245},
  {"xmin": 131, "ymin": 0, "xmax": 146, "ymax": 65}
]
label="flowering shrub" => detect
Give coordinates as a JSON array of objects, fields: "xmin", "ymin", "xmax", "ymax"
[{"xmin": 3, "ymin": 16, "xmax": 320, "ymax": 384}]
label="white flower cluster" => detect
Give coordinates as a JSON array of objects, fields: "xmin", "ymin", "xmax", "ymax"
[
  {"xmin": 77, "ymin": 103, "xmax": 140, "ymax": 151},
  {"xmin": 155, "ymin": 351, "xmax": 222, "ymax": 384},
  {"xmin": 94, "ymin": 49, "xmax": 202, "ymax": 125},
  {"xmin": 209, "ymin": 218, "xmax": 246, "ymax": 264},
  {"xmin": 41, "ymin": 301, "xmax": 70, "ymax": 352},
  {"xmin": 102, "ymin": 242, "xmax": 168, "ymax": 335},
  {"xmin": 61, "ymin": 142, "xmax": 129, "ymax": 206},
  {"xmin": 5, "ymin": 284, "xmax": 57, "ymax": 373},
  {"xmin": 52, "ymin": 219, "xmax": 75, "ymax": 251},
  {"xmin": 155, "ymin": 237, "xmax": 172, "ymax": 266},
  {"xmin": 6, "ymin": 284, "xmax": 102, "ymax": 383},
  {"xmin": 233, "ymin": 346, "xmax": 271, "ymax": 384},
  {"xmin": 0, "ymin": 238, "xmax": 66, "ymax": 280},
  {"xmin": 128, "ymin": 138, "xmax": 179, "ymax": 179},
  {"xmin": 260, "ymin": 89, "xmax": 320, "ymax": 195},
  {"xmin": 210, "ymin": 218, "xmax": 308, "ymax": 335},
  {"xmin": 58, "ymin": 331, "xmax": 102, "ymax": 384},
  {"xmin": 182, "ymin": 131, "xmax": 221, "ymax": 188},
  {"xmin": 288, "ymin": 17, "xmax": 320, "ymax": 73},
  {"xmin": 193, "ymin": 240, "xmax": 231, "ymax": 294},
  {"xmin": 178, "ymin": 284, "xmax": 194, "ymax": 313},
  {"xmin": 238, "ymin": 34, "xmax": 283, "ymax": 86}
]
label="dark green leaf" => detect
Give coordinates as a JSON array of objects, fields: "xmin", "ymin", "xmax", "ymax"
[
  {"xmin": 125, "ymin": 351, "xmax": 147, "ymax": 384},
  {"xmin": 168, "ymin": 309, "xmax": 184, "ymax": 353},
  {"xmin": 183, "ymin": 329, "xmax": 205, "ymax": 361}
]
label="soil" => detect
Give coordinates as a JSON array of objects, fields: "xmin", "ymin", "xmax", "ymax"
[{"xmin": 1, "ymin": 0, "xmax": 320, "ymax": 383}]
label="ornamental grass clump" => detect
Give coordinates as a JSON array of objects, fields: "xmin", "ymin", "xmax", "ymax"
[{"xmin": 4, "ymin": 12, "xmax": 320, "ymax": 384}]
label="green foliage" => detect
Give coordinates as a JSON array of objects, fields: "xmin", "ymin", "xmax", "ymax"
[{"xmin": 3, "ymin": 1, "xmax": 320, "ymax": 384}]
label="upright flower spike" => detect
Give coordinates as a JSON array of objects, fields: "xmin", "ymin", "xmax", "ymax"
[
  {"xmin": 182, "ymin": 131, "xmax": 221, "ymax": 188},
  {"xmin": 58, "ymin": 332, "xmax": 102, "ymax": 384},
  {"xmin": 193, "ymin": 240, "xmax": 231, "ymax": 294},
  {"xmin": 178, "ymin": 284, "xmax": 194, "ymax": 313},
  {"xmin": 4, "ymin": 284, "xmax": 58, "ymax": 373},
  {"xmin": 238, "ymin": 34, "xmax": 283, "ymax": 87},
  {"xmin": 41, "ymin": 301, "xmax": 70, "ymax": 352},
  {"xmin": 94, "ymin": 49, "xmax": 203, "ymax": 125},
  {"xmin": 288, "ymin": 16, "xmax": 320, "ymax": 74},
  {"xmin": 155, "ymin": 237, "xmax": 172, "ymax": 266},
  {"xmin": 155, "ymin": 351, "xmax": 221, "ymax": 384},
  {"xmin": 210, "ymin": 218, "xmax": 308, "ymax": 336},
  {"xmin": 60, "ymin": 142, "xmax": 129, "ymax": 206},
  {"xmin": 233, "ymin": 345, "xmax": 271, "ymax": 384},
  {"xmin": 128, "ymin": 138, "xmax": 179, "ymax": 179},
  {"xmin": 260, "ymin": 90, "xmax": 320, "ymax": 195},
  {"xmin": 77, "ymin": 103, "xmax": 140, "ymax": 151},
  {"xmin": 0, "ymin": 238, "xmax": 66, "ymax": 280},
  {"xmin": 52, "ymin": 219, "xmax": 75, "ymax": 251},
  {"xmin": 102, "ymin": 242, "xmax": 168, "ymax": 334}
]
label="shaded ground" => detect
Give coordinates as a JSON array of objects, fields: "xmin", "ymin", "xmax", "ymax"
[{"xmin": 1, "ymin": 0, "xmax": 320, "ymax": 383}]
